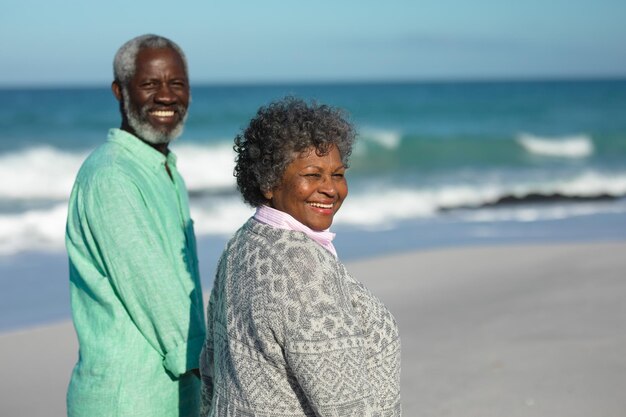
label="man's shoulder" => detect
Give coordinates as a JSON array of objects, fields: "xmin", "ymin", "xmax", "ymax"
[{"xmin": 76, "ymin": 140, "xmax": 138, "ymax": 183}]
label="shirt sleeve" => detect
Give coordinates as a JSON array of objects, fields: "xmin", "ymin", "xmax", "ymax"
[
  {"xmin": 200, "ymin": 257, "xmax": 221, "ymax": 416},
  {"xmin": 277, "ymin": 245, "xmax": 375, "ymax": 416},
  {"xmin": 83, "ymin": 173, "xmax": 205, "ymax": 377}
]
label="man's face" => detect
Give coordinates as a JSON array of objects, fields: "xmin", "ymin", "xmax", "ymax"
[{"xmin": 117, "ymin": 47, "xmax": 190, "ymax": 145}]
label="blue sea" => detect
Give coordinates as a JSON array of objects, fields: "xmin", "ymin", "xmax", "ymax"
[{"xmin": 2, "ymin": 79, "xmax": 626, "ymax": 331}]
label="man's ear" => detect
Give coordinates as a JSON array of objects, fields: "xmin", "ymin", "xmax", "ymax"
[
  {"xmin": 111, "ymin": 81, "xmax": 123, "ymax": 101},
  {"xmin": 262, "ymin": 189, "xmax": 273, "ymax": 201}
]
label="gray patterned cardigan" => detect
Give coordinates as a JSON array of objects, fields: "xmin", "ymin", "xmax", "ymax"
[{"xmin": 200, "ymin": 219, "xmax": 401, "ymax": 416}]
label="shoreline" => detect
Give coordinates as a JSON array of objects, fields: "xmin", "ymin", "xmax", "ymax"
[
  {"xmin": 3, "ymin": 217, "xmax": 626, "ymax": 334},
  {"xmin": 2, "ymin": 240, "xmax": 626, "ymax": 416},
  {"xmin": 2, "ymin": 212, "xmax": 626, "ymax": 333}
]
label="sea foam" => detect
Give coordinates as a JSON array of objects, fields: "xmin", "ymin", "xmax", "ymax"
[
  {"xmin": 517, "ymin": 133, "xmax": 594, "ymax": 158},
  {"xmin": 0, "ymin": 204, "xmax": 68, "ymax": 254},
  {"xmin": 0, "ymin": 146, "xmax": 87, "ymax": 200},
  {"xmin": 0, "ymin": 143, "xmax": 237, "ymax": 201},
  {"xmin": 359, "ymin": 128, "xmax": 402, "ymax": 149},
  {"xmin": 172, "ymin": 143, "xmax": 237, "ymax": 191},
  {"xmin": 2, "ymin": 159, "xmax": 626, "ymax": 255}
]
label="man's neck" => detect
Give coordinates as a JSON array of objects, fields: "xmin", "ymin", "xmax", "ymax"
[
  {"xmin": 120, "ymin": 125, "xmax": 169, "ymax": 156},
  {"xmin": 149, "ymin": 142, "xmax": 169, "ymax": 156}
]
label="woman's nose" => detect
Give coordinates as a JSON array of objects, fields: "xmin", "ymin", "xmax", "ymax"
[{"xmin": 317, "ymin": 175, "xmax": 337, "ymax": 196}]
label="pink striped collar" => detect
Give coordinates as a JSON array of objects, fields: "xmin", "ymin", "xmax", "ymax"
[{"xmin": 253, "ymin": 205, "xmax": 337, "ymax": 257}]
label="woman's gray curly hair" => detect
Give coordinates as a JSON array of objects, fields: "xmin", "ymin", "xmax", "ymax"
[
  {"xmin": 113, "ymin": 34, "xmax": 188, "ymax": 86},
  {"xmin": 234, "ymin": 96, "xmax": 356, "ymax": 207}
]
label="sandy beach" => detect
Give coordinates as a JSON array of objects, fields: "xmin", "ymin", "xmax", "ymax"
[{"xmin": 1, "ymin": 241, "xmax": 625, "ymax": 416}]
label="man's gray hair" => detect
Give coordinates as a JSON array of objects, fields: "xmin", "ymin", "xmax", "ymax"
[{"xmin": 113, "ymin": 34, "xmax": 188, "ymax": 86}]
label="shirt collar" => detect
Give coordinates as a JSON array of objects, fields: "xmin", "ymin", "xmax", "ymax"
[
  {"xmin": 107, "ymin": 128, "xmax": 177, "ymax": 171},
  {"xmin": 254, "ymin": 205, "xmax": 337, "ymax": 257}
]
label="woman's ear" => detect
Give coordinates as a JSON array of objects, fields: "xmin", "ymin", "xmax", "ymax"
[{"xmin": 262, "ymin": 189, "xmax": 273, "ymax": 201}]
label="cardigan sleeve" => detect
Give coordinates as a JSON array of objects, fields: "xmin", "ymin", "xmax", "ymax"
[
  {"xmin": 199, "ymin": 254, "xmax": 225, "ymax": 416},
  {"xmin": 275, "ymin": 243, "xmax": 376, "ymax": 416},
  {"xmin": 199, "ymin": 319, "xmax": 215, "ymax": 416}
]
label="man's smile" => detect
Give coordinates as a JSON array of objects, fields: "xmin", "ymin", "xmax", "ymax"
[{"xmin": 150, "ymin": 109, "xmax": 176, "ymax": 118}]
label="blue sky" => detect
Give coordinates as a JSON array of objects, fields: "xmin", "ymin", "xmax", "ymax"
[{"xmin": 2, "ymin": 0, "xmax": 625, "ymax": 86}]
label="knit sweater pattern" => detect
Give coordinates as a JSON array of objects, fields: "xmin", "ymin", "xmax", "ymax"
[{"xmin": 200, "ymin": 219, "xmax": 401, "ymax": 416}]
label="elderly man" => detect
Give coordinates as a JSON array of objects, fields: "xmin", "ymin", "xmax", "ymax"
[{"xmin": 65, "ymin": 34, "xmax": 205, "ymax": 417}]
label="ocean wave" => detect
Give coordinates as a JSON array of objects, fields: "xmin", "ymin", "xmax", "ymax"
[
  {"xmin": 460, "ymin": 202, "xmax": 626, "ymax": 223},
  {"xmin": 190, "ymin": 171, "xmax": 626, "ymax": 230},
  {"xmin": 338, "ymin": 170, "xmax": 626, "ymax": 227},
  {"xmin": 0, "ymin": 143, "xmax": 237, "ymax": 201},
  {"xmin": 2, "ymin": 170, "xmax": 626, "ymax": 255},
  {"xmin": 358, "ymin": 128, "xmax": 402, "ymax": 149},
  {"xmin": 190, "ymin": 198, "xmax": 255, "ymax": 235},
  {"xmin": 0, "ymin": 146, "xmax": 87, "ymax": 200},
  {"xmin": 171, "ymin": 143, "xmax": 237, "ymax": 190},
  {"xmin": 517, "ymin": 133, "xmax": 594, "ymax": 158},
  {"xmin": 0, "ymin": 204, "xmax": 67, "ymax": 255}
]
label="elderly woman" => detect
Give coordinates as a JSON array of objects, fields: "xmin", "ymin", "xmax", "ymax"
[{"xmin": 200, "ymin": 97, "xmax": 401, "ymax": 416}]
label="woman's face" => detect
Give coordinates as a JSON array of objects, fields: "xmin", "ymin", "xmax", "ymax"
[{"xmin": 266, "ymin": 145, "xmax": 348, "ymax": 231}]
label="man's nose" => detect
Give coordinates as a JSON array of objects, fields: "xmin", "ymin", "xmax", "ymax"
[{"xmin": 155, "ymin": 84, "xmax": 177, "ymax": 104}]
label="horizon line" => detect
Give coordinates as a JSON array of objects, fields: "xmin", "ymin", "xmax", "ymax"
[{"xmin": 1, "ymin": 74, "xmax": 626, "ymax": 90}]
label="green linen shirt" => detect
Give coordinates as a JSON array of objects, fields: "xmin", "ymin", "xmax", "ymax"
[{"xmin": 66, "ymin": 129, "xmax": 206, "ymax": 417}]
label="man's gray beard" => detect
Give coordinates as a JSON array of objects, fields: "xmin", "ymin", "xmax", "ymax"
[{"xmin": 121, "ymin": 89, "xmax": 187, "ymax": 145}]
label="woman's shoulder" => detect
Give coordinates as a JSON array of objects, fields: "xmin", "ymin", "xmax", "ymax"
[{"xmin": 231, "ymin": 219, "xmax": 343, "ymax": 287}]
